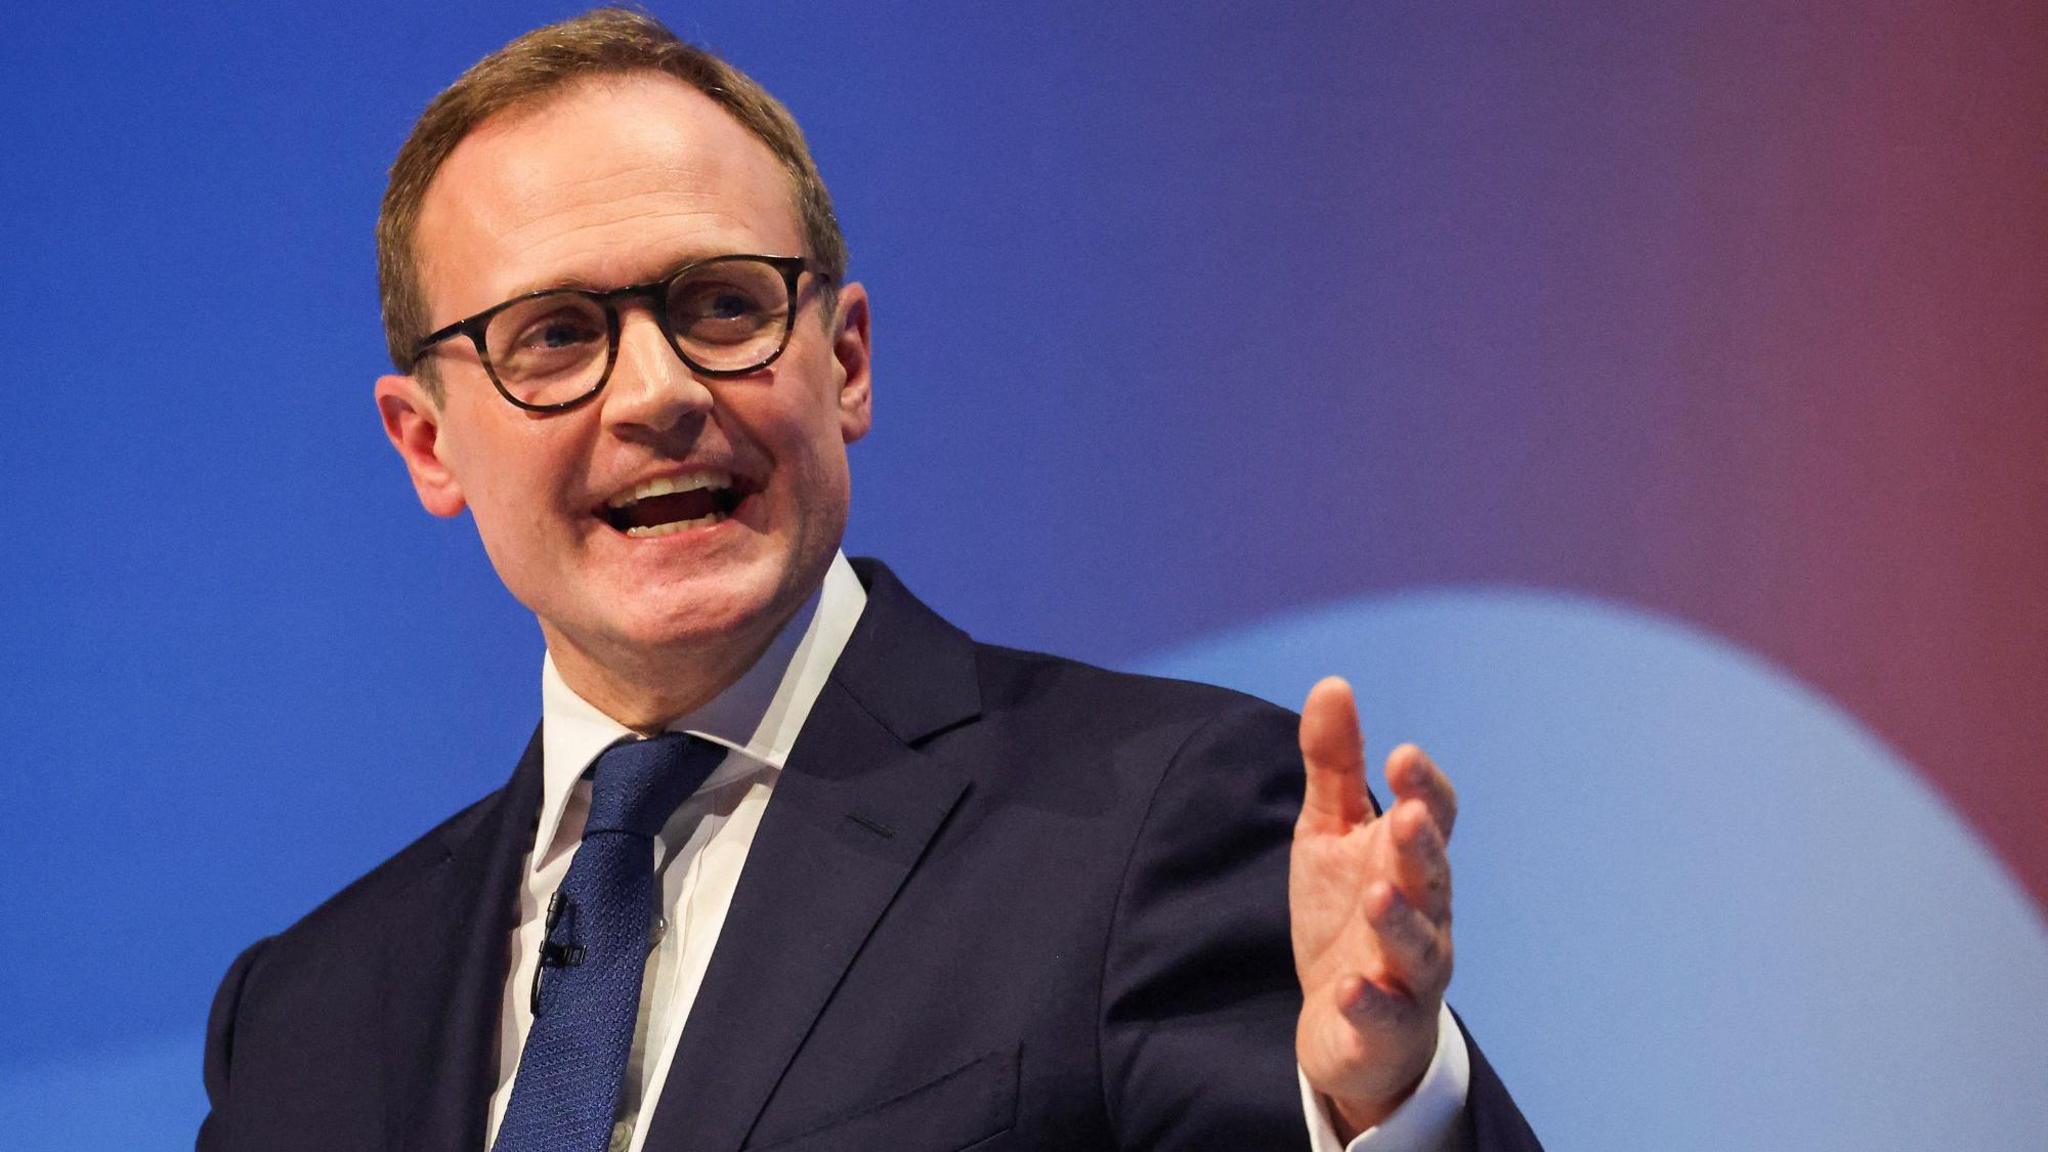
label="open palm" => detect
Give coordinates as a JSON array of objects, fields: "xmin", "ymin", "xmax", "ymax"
[{"xmin": 1291, "ymin": 677, "xmax": 1458, "ymax": 1136}]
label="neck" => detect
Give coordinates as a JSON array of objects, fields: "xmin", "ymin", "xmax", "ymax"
[{"xmin": 541, "ymin": 620, "xmax": 787, "ymax": 734}]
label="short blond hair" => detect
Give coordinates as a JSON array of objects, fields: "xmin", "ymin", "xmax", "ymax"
[{"xmin": 375, "ymin": 7, "xmax": 846, "ymax": 391}]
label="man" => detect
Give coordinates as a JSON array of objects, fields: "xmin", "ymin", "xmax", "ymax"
[{"xmin": 198, "ymin": 10, "xmax": 1541, "ymax": 1151}]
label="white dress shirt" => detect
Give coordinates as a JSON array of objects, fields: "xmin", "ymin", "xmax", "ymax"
[{"xmin": 486, "ymin": 551, "xmax": 1466, "ymax": 1152}]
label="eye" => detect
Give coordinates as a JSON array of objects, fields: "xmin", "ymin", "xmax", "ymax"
[
  {"xmin": 702, "ymin": 289, "xmax": 757, "ymax": 320},
  {"xmin": 485, "ymin": 294, "xmax": 609, "ymax": 381},
  {"xmin": 672, "ymin": 280, "xmax": 771, "ymax": 326},
  {"xmin": 666, "ymin": 261, "xmax": 791, "ymax": 351},
  {"xmin": 516, "ymin": 309, "xmax": 604, "ymax": 351}
]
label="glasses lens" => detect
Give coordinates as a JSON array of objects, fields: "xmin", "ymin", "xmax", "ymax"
[
  {"xmin": 665, "ymin": 259, "xmax": 792, "ymax": 372},
  {"xmin": 483, "ymin": 292, "xmax": 611, "ymax": 407}
]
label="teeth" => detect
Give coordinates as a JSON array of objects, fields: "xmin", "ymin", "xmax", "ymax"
[
  {"xmin": 623, "ymin": 511, "xmax": 726, "ymax": 537},
  {"xmin": 607, "ymin": 470, "xmax": 733, "ymax": 509}
]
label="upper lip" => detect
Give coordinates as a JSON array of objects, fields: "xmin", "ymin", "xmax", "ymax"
[{"xmin": 595, "ymin": 465, "xmax": 760, "ymax": 513}]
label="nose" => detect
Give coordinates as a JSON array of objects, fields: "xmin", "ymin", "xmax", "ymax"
[{"xmin": 599, "ymin": 304, "xmax": 714, "ymax": 432}]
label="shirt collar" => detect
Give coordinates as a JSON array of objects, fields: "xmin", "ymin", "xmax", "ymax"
[{"xmin": 534, "ymin": 551, "xmax": 868, "ymax": 866}]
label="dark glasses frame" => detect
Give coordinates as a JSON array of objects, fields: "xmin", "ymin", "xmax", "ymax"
[{"xmin": 409, "ymin": 253, "xmax": 815, "ymax": 413}]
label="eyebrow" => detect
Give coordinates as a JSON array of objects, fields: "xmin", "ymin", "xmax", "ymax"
[{"xmin": 502, "ymin": 250, "xmax": 742, "ymax": 300}]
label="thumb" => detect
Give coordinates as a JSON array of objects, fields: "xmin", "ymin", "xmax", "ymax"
[{"xmin": 1299, "ymin": 676, "xmax": 1371, "ymax": 833}]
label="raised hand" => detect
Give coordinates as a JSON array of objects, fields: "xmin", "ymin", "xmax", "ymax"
[{"xmin": 1291, "ymin": 676, "xmax": 1459, "ymax": 1137}]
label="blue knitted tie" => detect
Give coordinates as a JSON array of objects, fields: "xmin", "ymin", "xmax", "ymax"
[{"xmin": 491, "ymin": 732, "xmax": 725, "ymax": 1152}]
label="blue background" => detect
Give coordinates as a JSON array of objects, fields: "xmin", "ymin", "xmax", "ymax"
[{"xmin": 4, "ymin": 2, "xmax": 2044, "ymax": 1147}]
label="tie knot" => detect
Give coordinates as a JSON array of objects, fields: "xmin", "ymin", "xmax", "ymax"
[{"xmin": 584, "ymin": 732, "xmax": 724, "ymax": 838}]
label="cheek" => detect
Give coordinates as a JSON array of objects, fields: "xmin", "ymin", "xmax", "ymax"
[
  {"xmin": 440, "ymin": 421, "xmax": 584, "ymax": 548},
  {"xmin": 774, "ymin": 417, "xmax": 852, "ymax": 499},
  {"xmin": 749, "ymin": 432, "xmax": 848, "ymax": 554},
  {"xmin": 735, "ymin": 391, "xmax": 852, "ymax": 503},
  {"xmin": 787, "ymin": 450, "xmax": 852, "ymax": 550}
]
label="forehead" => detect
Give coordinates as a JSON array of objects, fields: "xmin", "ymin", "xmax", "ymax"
[{"xmin": 414, "ymin": 71, "xmax": 803, "ymax": 324}]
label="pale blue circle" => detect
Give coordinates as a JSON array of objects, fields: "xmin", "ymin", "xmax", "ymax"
[{"xmin": 1140, "ymin": 587, "xmax": 2048, "ymax": 1150}]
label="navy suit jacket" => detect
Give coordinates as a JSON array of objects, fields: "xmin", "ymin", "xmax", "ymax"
[{"xmin": 199, "ymin": 560, "xmax": 1540, "ymax": 1151}]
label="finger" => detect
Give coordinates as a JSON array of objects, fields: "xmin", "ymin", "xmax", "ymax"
[
  {"xmin": 1363, "ymin": 882, "xmax": 1453, "ymax": 1001},
  {"xmin": 1387, "ymin": 800, "xmax": 1452, "ymax": 923},
  {"xmin": 1299, "ymin": 676, "xmax": 1371, "ymax": 833},
  {"xmin": 1385, "ymin": 744, "xmax": 1457, "ymax": 841},
  {"xmin": 1333, "ymin": 967, "xmax": 1413, "ymax": 1025}
]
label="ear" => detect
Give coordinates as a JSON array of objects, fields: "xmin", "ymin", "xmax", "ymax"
[
  {"xmin": 830, "ymin": 282, "xmax": 873, "ymax": 444},
  {"xmin": 375, "ymin": 373, "xmax": 467, "ymax": 518}
]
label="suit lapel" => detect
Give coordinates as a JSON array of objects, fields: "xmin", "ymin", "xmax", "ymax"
[
  {"xmin": 381, "ymin": 727, "xmax": 545, "ymax": 1152},
  {"xmin": 640, "ymin": 561, "xmax": 982, "ymax": 1152}
]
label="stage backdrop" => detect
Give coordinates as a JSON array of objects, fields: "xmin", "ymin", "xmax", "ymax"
[{"xmin": 3, "ymin": 2, "xmax": 2043, "ymax": 1148}]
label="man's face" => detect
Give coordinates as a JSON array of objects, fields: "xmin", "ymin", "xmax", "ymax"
[{"xmin": 377, "ymin": 73, "xmax": 871, "ymax": 705}]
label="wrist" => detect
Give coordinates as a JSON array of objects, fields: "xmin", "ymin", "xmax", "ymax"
[{"xmin": 1321, "ymin": 1070, "xmax": 1425, "ymax": 1142}]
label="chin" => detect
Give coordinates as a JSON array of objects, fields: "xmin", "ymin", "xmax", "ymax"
[{"xmin": 612, "ymin": 572, "xmax": 797, "ymax": 655}]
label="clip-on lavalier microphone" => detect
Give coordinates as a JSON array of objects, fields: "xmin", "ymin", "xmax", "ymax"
[{"xmin": 530, "ymin": 890, "xmax": 586, "ymax": 1015}]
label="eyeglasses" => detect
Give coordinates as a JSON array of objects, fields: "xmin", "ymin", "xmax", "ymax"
[{"xmin": 410, "ymin": 254, "xmax": 819, "ymax": 412}]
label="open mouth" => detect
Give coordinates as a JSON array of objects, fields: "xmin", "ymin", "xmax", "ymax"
[{"xmin": 599, "ymin": 471, "xmax": 749, "ymax": 537}]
